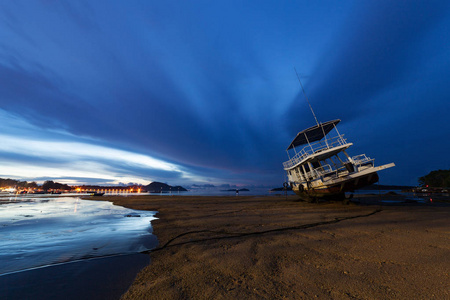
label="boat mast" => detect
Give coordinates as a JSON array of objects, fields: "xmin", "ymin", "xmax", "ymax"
[
  {"xmin": 294, "ymin": 68, "xmax": 329, "ymax": 147},
  {"xmin": 295, "ymin": 68, "xmax": 319, "ymax": 127}
]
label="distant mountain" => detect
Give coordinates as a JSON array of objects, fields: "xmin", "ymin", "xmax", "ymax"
[
  {"xmin": 191, "ymin": 184, "xmax": 215, "ymax": 188},
  {"xmin": 145, "ymin": 182, "xmax": 187, "ymax": 192}
]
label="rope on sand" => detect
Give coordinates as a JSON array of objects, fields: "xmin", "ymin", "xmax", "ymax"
[{"xmin": 144, "ymin": 208, "xmax": 382, "ymax": 253}]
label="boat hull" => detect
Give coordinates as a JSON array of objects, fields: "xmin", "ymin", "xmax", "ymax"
[{"xmin": 293, "ymin": 172, "xmax": 379, "ymax": 201}]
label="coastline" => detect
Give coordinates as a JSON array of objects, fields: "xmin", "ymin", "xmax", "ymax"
[
  {"xmin": 0, "ymin": 196, "xmax": 158, "ymax": 300},
  {"xmin": 86, "ymin": 194, "xmax": 450, "ymax": 299}
]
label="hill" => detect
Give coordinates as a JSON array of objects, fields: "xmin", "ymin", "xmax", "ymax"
[
  {"xmin": 145, "ymin": 182, "xmax": 187, "ymax": 192},
  {"xmin": 418, "ymin": 169, "xmax": 450, "ymax": 187}
]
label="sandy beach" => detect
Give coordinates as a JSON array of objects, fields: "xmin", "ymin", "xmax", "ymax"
[{"xmin": 86, "ymin": 193, "xmax": 450, "ymax": 299}]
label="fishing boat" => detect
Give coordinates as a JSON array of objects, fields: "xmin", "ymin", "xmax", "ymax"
[
  {"xmin": 283, "ymin": 119, "xmax": 395, "ymax": 201},
  {"xmin": 283, "ymin": 70, "xmax": 395, "ymax": 201}
]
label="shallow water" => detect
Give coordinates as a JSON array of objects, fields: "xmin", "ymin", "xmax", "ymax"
[{"xmin": 0, "ymin": 195, "xmax": 158, "ymax": 276}]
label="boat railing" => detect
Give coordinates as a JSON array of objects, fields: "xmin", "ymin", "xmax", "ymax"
[
  {"xmin": 305, "ymin": 164, "xmax": 341, "ymax": 181},
  {"xmin": 352, "ymin": 154, "xmax": 374, "ymax": 168},
  {"xmin": 314, "ymin": 164, "xmax": 334, "ymax": 177},
  {"xmin": 283, "ymin": 135, "xmax": 348, "ymax": 169},
  {"xmin": 298, "ymin": 160, "xmax": 362, "ymax": 182}
]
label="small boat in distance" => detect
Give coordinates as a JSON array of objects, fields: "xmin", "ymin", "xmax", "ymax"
[
  {"xmin": 283, "ymin": 119, "xmax": 395, "ymax": 201},
  {"xmin": 90, "ymin": 192, "xmax": 105, "ymax": 196}
]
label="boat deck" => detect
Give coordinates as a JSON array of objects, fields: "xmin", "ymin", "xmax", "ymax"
[{"xmin": 283, "ymin": 135, "xmax": 350, "ymax": 170}]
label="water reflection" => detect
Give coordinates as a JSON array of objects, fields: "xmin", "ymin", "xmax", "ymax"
[{"xmin": 0, "ymin": 196, "xmax": 157, "ymax": 275}]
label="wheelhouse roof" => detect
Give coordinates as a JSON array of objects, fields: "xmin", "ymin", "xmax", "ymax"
[{"xmin": 287, "ymin": 119, "xmax": 341, "ymax": 150}]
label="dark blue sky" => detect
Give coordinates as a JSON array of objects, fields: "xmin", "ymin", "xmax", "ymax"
[{"xmin": 0, "ymin": 1, "xmax": 449, "ymax": 187}]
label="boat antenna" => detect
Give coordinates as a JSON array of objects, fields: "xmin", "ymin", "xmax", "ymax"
[{"xmin": 294, "ymin": 67, "xmax": 320, "ymax": 126}]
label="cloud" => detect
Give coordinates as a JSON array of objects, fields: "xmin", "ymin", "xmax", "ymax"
[
  {"xmin": 1, "ymin": 1, "xmax": 449, "ymax": 187},
  {"xmin": 0, "ymin": 1, "xmax": 289, "ymax": 180},
  {"xmin": 286, "ymin": 1, "xmax": 449, "ymax": 124},
  {"xmin": 0, "ymin": 109, "xmax": 192, "ymax": 184}
]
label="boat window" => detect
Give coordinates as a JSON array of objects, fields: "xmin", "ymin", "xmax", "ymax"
[
  {"xmin": 312, "ymin": 161, "xmax": 321, "ymax": 169},
  {"xmin": 303, "ymin": 164, "xmax": 310, "ymax": 172}
]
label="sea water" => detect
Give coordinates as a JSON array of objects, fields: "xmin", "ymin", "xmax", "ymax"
[{"xmin": 0, "ymin": 195, "xmax": 158, "ymax": 276}]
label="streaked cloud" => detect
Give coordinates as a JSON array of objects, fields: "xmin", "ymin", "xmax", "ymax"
[
  {"xmin": 0, "ymin": 1, "xmax": 449, "ymax": 186},
  {"xmin": 0, "ymin": 110, "xmax": 192, "ymax": 184}
]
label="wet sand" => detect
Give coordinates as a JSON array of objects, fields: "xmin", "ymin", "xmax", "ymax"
[
  {"xmin": 88, "ymin": 194, "xmax": 450, "ymax": 299},
  {"xmin": 0, "ymin": 254, "xmax": 149, "ymax": 300},
  {"xmin": 0, "ymin": 196, "xmax": 156, "ymax": 300}
]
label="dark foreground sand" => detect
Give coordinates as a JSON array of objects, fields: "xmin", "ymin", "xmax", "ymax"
[{"xmin": 87, "ymin": 194, "xmax": 450, "ymax": 299}]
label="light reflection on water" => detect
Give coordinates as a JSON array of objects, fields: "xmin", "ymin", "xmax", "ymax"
[{"xmin": 0, "ymin": 196, "xmax": 157, "ymax": 275}]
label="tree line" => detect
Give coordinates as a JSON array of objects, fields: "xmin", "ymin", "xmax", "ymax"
[
  {"xmin": 418, "ymin": 169, "xmax": 450, "ymax": 187},
  {"xmin": 41, "ymin": 180, "xmax": 71, "ymax": 191},
  {"xmin": 0, "ymin": 178, "xmax": 70, "ymax": 191},
  {"xmin": 0, "ymin": 178, "xmax": 38, "ymax": 188}
]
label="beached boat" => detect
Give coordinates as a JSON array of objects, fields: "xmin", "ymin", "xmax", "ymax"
[{"xmin": 283, "ymin": 119, "xmax": 395, "ymax": 201}]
